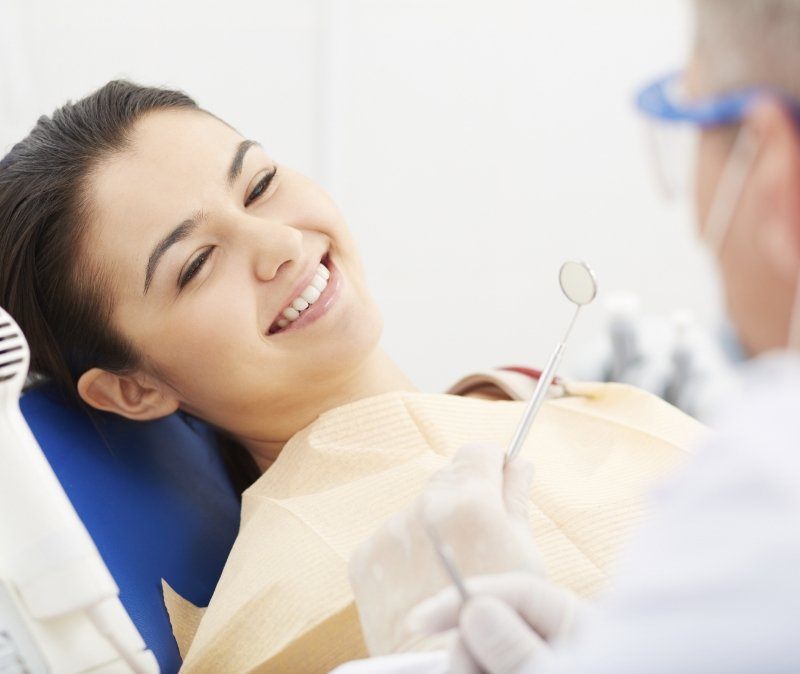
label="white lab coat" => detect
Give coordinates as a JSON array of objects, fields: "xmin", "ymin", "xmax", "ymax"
[
  {"xmin": 334, "ymin": 353, "xmax": 800, "ymax": 674},
  {"xmin": 537, "ymin": 353, "xmax": 800, "ymax": 674}
]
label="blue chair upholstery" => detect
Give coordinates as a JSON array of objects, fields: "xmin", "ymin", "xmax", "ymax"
[{"xmin": 20, "ymin": 385, "xmax": 242, "ymax": 673}]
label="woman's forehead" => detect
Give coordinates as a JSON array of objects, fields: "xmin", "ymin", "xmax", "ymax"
[
  {"xmin": 114, "ymin": 109, "xmax": 243, "ymax": 186},
  {"xmin": 86, "ymin": 110, "xmax": 245, "ymax": 295}
]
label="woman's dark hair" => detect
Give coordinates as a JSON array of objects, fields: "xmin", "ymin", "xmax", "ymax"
[{"xmin": 0, "ymin": 79, "xmax": 259, "ymax": 492}]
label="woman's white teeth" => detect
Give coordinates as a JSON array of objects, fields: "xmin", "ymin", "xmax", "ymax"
[
  {"xmin": 279, "ymin": 262, "xmax": 330, "ymax": 325},
  {"xmin": 301, "ymin": 286, "xmax": 321, "ymax": 304}
]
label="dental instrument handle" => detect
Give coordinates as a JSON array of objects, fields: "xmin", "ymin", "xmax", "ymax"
[
  {"xmin": 424, "ymin": 521, "xmax": 471, "ymax": 604},
  {"xmin": 505, "ymin": 306, "xmax": 580, "ymax": 464},
  {"xmin": 504, "ymin": 343, "xmax": 564, "ymax": 464}
]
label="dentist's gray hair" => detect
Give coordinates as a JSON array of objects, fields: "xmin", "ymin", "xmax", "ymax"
[{"xmin": 694, "ymin": 0, "xmax": 800, "ymax": 97}]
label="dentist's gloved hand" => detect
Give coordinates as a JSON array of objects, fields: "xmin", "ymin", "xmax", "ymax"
[
  {"xmin": 349, "ymin": 443, "xmax": 542, "ymax": 656},
  {"xmin": 406, "ymin": 572, "xmax": 581, "ymax": 674}
]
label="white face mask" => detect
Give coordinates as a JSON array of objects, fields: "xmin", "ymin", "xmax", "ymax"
[{"xmin": 700, "ymin": 125, "xmax": 800, "ymax": 352}]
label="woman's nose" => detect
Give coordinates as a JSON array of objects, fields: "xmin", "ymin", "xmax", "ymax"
[{"xmin": 248, "ymin": 219, "xmax": 304, "ymax": 283}]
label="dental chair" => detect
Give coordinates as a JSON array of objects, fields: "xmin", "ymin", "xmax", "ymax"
[{"xmin": 1, "ymin": 306, "xmax": 241, "ymax": 674}]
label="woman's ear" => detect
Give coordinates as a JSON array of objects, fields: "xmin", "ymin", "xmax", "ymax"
[
  {"xmin": 747, "ymin": 99, "xmax": 800, "ymax": 281},
  {"xmin": 77, "ymin": 368, "xmax": 180, "ymax": 420}
]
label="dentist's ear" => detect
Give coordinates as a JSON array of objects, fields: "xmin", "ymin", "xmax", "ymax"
[
  {"xmin": 746, "ymin": 98, "xmax": 800, "ymax": 281},
  {"xmin": 77, "ymin": 367, "xmax": 180, "ymax": 420}
]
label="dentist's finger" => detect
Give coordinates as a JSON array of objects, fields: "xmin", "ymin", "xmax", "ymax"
[
  {"xmin": 502, "ymin": 458, "xmax": 534, "ymax": 525},
  {"xmin": 428, "ymin": 443, "xmax": 506, "ymax": 492},
  {"xmin": 460, "ymin": 595, "xmax": 547, "ymax": 674},
  {"xmin": 420, "ymin": 444, "xmax": 508, "ymax": 528},
  {"xmin": 448, "ymin": 633, "xmax": 482, "ymax": 674},
  {"xmin": 501, "ymin": 458, "xmax": 543, "ymax": 573},
  {"xmin": 405, "ymin": 573, "xmax": 579, "ymax": 642}
]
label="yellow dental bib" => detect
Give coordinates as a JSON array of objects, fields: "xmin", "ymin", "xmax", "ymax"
[{"xmin": 167, "ymin": 380, "xmax": 704, "ymax": 673}]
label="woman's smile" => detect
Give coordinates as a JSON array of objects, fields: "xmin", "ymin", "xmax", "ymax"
[{"xmin": 267, "ymin": 251, "xmax": 342, "ymax": 336}]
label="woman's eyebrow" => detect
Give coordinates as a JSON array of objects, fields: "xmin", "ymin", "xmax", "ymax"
[
  {"xmin": 144, "ymin": 214, "xmax": 204, "ymax": 294},
  {"xmin": 143, "ymin": 139, "xmax": 261, "ymax": 295},
  {"xmin": 228, "ymin": 139, "xmax": 261, "ymax": 185}
]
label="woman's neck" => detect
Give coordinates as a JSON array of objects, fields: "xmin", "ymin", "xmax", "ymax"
[{"xmin": 242, "ymin": 348, "xmax": 416, "ymax": 472}]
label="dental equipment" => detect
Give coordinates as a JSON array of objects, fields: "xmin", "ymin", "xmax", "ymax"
[
  {"xmin": 505, "ymin": 261, "xmax": 598, "ymax": 464},
  {"xmin": 423, "ymin": 263, "xmax": 597, "ymax": 615},
  {"xmin": 0, "ymin": 307, "xmax": 158, "ymax": 673},
  {"xmin": 574, "ymin": 297, "xmax": 748, "ymax": 421},
  {"xmin": 607, "ymin": 293, "xmax": 642, "ymax": 382},
  {"xmin": 423, "ymin": 521, "xmax": 470, "ymax": 605},
  {"xmin": 663, "ymin": 311, "xmax": 695, "ymax": 409}
]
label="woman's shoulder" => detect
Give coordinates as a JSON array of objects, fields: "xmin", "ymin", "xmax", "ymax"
[{"xmin": 447, "ymin": 366, "xmax": 554, "ymax": 402}]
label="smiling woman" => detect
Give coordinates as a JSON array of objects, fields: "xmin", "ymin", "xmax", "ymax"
[
  {"xmin": 0, "ymin": 80, "xmax": 703, "ymax": 673},
  {"xmin": 0, "ymin": 80, "xmax": 412, "ymax": 478}
]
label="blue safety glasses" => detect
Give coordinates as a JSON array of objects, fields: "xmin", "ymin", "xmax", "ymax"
[
  {"xmin": 637, "ymin": 71, "xmax": 800, "ymax": 126},
  {"xmin": 636, "ymin": 72, "xmax": 766, "ymax": 127},
  {"xmin": 634, "ymin": 71, "xmax": 800, "ymax": 198}
]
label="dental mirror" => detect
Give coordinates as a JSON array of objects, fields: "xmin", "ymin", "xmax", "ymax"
[
  {"xmin": 505, "ymin": 261, "xmax": 598, "ymax": 464},
  {"xmin": 559, "ymin": 260, "xmax": 597, "ymax": 306}
]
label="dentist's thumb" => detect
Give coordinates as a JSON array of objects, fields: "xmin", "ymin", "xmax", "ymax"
[
  {"xmin": 502, "ymin": 458, "xmax": 543, "ymax": 573},
  {"xmin": 502, "ymin": 458, "xmax": 535, "ymax": 526},
  {"xmin": 459, "ymin": 595, "xmax": 548, "ymax": 674}
]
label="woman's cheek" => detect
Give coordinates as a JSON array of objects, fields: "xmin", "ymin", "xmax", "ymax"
[{"xmin": 166, "ymin": 296, "xmax": 244, "ymax": 365}]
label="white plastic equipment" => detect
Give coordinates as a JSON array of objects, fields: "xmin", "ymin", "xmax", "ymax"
[
  {"xmin": 0, "ymin": 306, "xmax": 158, "ymax": 674},
  {"xmin": 573, "ymin": 293, "xmax": 744, "ymax": 421}
]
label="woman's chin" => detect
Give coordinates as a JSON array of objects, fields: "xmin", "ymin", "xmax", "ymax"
[{"xmin": 319, "ymin": 306, "xmax": 383, "ymax": 366}]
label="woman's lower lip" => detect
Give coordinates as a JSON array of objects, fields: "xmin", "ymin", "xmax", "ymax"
[{"xmin": 276, "ymin": 257, "xmax": 341, "ymax": 335}]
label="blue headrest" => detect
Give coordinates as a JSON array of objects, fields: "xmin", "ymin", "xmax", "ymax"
[{"xmin": 20, "ymin": 385, "xmax": 242, "ymax": 673}]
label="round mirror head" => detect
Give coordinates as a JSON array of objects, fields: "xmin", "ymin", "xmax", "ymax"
[{"xmin": 559, "ymin": 261, "xmax": 597, "ymax": 306}]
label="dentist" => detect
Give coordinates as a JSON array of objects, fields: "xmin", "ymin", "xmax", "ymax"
[{"xmin": 348, "ymin": 1, "xmax": 800, "ymax": 672}]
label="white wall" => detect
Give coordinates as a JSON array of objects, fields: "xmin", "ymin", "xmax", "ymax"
[{"xmin": 0, "ymin": 0, "xmax": 718, "ymax": 392}]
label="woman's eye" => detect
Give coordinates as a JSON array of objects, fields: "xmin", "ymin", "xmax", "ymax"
[
  {"xmin": 179, "ymin": 248, "xmax": 213, "ymax": 289},
  {"xmin": 245, "ymin": 166, "xmax": 278, "ymax": 207}
]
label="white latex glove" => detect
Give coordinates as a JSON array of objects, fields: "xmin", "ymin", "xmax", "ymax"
[
  {"xmin": 405, "ymin": 572, "xmax": 581, "ymax": 674},
  {"xmin": 349, "ymin": 443, "xmax": 542, "ymax": 656}
]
